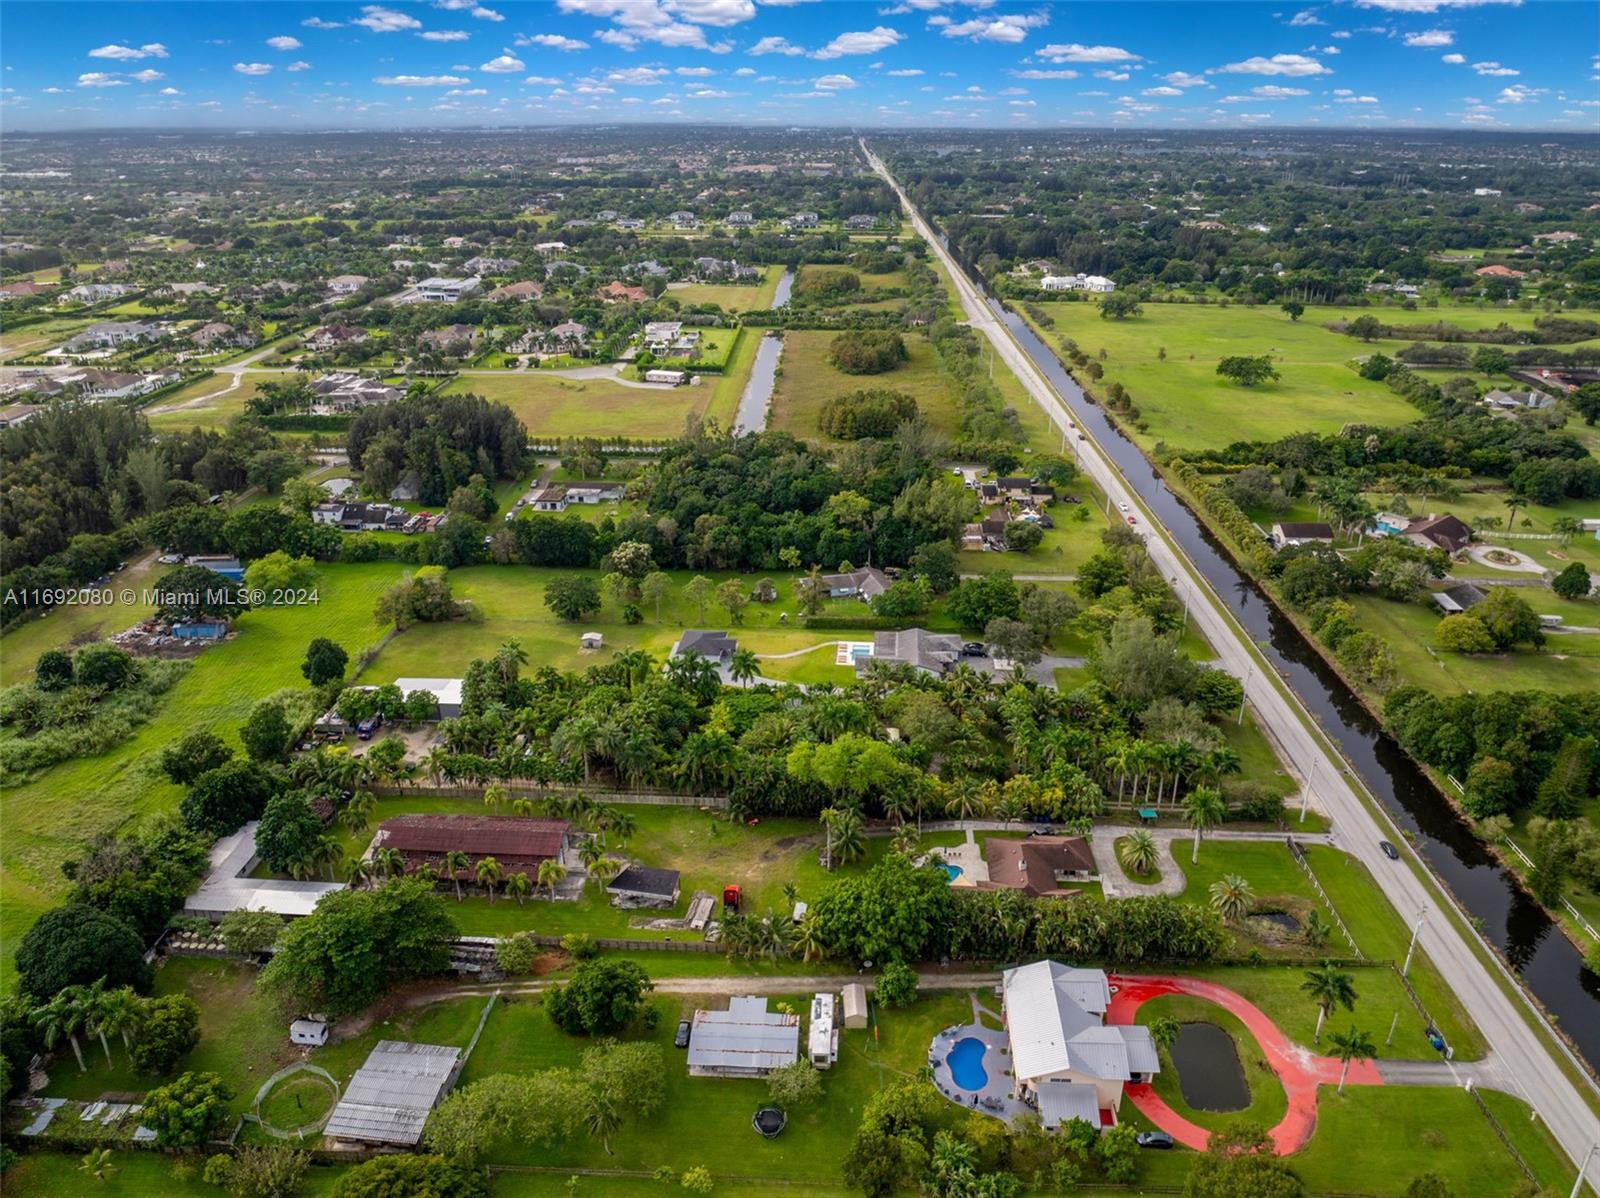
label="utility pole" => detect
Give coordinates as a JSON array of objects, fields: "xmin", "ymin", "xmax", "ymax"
[
  {"xmin": 1300, "ymin": 757, "xmax": 1318, "ymax": 823},
  {"xmin": 1569, "ymin": 1144, "xmax": 1598, "ymax": 1198},
  {"xmin": 1402, "ymin": 908, "xmax": 1428, "ymax": 977},
  {"xmin": 1237, "ymin": 660, "xmax": 1253, "ymax": 726},
  {"xmin": 1385, "ymin": 1010, "xmax": 1399, "ymax": 1047}
]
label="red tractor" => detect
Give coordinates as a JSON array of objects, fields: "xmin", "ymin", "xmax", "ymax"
[{"xmin": 722, "ymin": 884, "xmax": 742, "ymax": 913}]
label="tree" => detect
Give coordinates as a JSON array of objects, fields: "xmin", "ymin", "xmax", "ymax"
[
  {"xmin": 256, "ymin": 793, "xmax": 324, "ymax": 874},
  {"xmin": 33, "ymin": 990, "xmax": 89, "ymax": 1071},
  {"xmin": 683, "ymin": 575, "xmax": 715, "ymax": 623},
  {"xmin": 129, "ymin": 994, "xmax": 201, "ymax": 1074},
  {"xmin": 537, "ymin": 858, "xmax": 569, "ymax": 899},
  {"xmin": 1300, "ymin": 962, "xmax": 1357, "ymax": 1044},
  {"xmin": 876, "ymin": 959, "xmax": 919, "ymax": 1007},
  {"xmin": 1119, "ymin": 830, "xmax": 1160, "ymax": 876},
  {"xmin": 17, "ymin": 904, "xmax": 152, "ymax": 1000},
  {"xmin": 810, "ymin": 854, "xmax": 955, "ymax": 965},
  {"xmin": 1329, "ymin": 1025, "xmax": 1376, "ymax": 1093},
  {"xmin": 1208, "ymin": 875, "xmax": 1254, "ymax": 923},
  {"xmin": 240, "ymin": 700, "xmax": 295, "ymax": 763},
  {"xmin": 1183, "ymin": 1122, "xmax": 1304, "ymax": 1198},
  {"xmin": 1216, "ymin": 356, "xmax": 1280, "ymax": 387},
  {"xmin": 545, "ymin": 959, "xmax": 654, "ymax": 1036},
  {"xmin": 180, "ymin": 760, "xmax": 280, "ymax": 837},
  {"xmin": 159, "ymin": 730, "xmax": 233, "ymax": 786},
  {"xmin": 1147, "ymin": 1015, "xmax": 1182, "ymax": 1055},
  {"xmin": 72, "ymin": 644, "xmax": 137, "ymax": 692},
  {"xmin": 829, "ymin": 330, "xmax": 908, "ymax": 374},
  {"xmin": 983, "ymin": 617, "xmax": 1043, "ymax": 669},
  {"xmin": 1019, "ymin": 584, "xmax": 1078, "ymax": 641},
  {"xmin": 1183, "ymin": 787, "xmax": 1227, "ymax": 863},
  {"xmin": 1093, "ymin": 612, "xmax": 1196, "ymax": 706},
  {"xmin": 1434, "ymin": 614, "xmax": 1497, "ymax": 654},
  {"xmin": 204, "ymin": 1145, "xmax": 309, "ymax": 1198},
  {"xmin": 909, "ymin": 541, "xmax": 959, "ymax": 593},
  {"xmin": 1347, "ymin": 315, "xmax": 1383, "ymax": 342},
  {"xmin": 716, "ymin": 578, "xmax": 749, "ymax": 625},
  {"xmin": 376, "ymin": 567, "xmax": 461, "ymax": 628},
  {"xmin": 767, "ymin": 1059, "xmax": 823, "ymax": 1109},
  {"xmin": 1403, "ymin": 1175, "xmax": 1455, "ymax": 1198},
  {"xmin": 496, "ymin": 932, "xmax": 541, "ymax": 975},
  {"xmin": 259, "ymin": 879, "xmax": 457, "ymax": 1016},
  {"xmin": 219, "ymin": 909, "xmax": 284, "ymax": 957},
  {"xmin": 142, "ymin": 1071, "xmax": 233, "ymax": 1147},
  {"xmin": 329, "ymin": 1155, "xmax": 488, "ymax": 1198},
  {"xmin": 543, "ymin": 574, "xmax": 602, "ymax": 622},
  {"xmin": 946, "ymin": 574, "xmax": 1021, "ymax": 631},
  {"xmin": 78, "ymin": 1148, "xmax": 117, "ymax": 1183},
  {"xmin": 301, "ymin": 637, "xmax": 350, "ymax": 686},
  {"xmin": 1099, "ymin": 292, "xmax": 1143, "ymax": 320},
  {"xmin": 640, "ymin": 571, "xmax": 673, "ymax": 622},
  {"xmin": 1006, "ymin": 520, "xmax": 1044, "ymax": 553},
  {"xmin": 475, "ymin": 856, "xmax": 503, "ymax": 903},
  {"xmin": 1552, "ymin": 561, "xmax": 1592, "ymax": 601},
  {"xmin": 1474, "ymin": 587, "xmax": 1544, "ymax": 650},
  {"xmin": 1281, "ymin": 301, "xmax": 1305, "ymax": 322},
  {"xmin": 34, "ymin": 648, "xmax": 74, "ymax": 691}
]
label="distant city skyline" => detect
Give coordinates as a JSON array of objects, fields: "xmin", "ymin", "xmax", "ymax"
[{"xmin": 2, "ymin": 0, "xmax": 1596, "ymax": 132}]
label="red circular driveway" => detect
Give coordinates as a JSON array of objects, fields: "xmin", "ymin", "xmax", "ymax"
[{"xmin": 1108, "ymin": 973, "xmax": 1384, "ymax": 1154}]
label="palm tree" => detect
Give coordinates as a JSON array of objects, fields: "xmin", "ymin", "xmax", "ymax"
[
  {"xmin": 599, "ymin": 806, "xmax": 636, "ymax": 843},
  {"xmin": 1182, "ymin": 787, "xmax": 1227, "ymax": 864},
  {"xmin": 584, "ymin": 1091, "xmax": 622, "ymax": 1155},
  {"xmin": 315, "ymin": 835, "xmax": 343, "ymax": 881},
  {"xmin": 34, "ymin": 990, "xmax": 88, "ymax": 1072},
  {"xmin": 1329, "ymin": 1026, "xmax": 1376, "ymax": 1094},
  {"xmin": 1208, "ymin": 875, "xmax": 1254, "ymax": 923},
  {"xmin": 1301, "ymin": 962, "xmax": 1358, "ymax": 1045},
  {"xmin": 944, "ymin": 778, "xmax": 982, "ymax": 821},
  {"xmin": 1147, "ymin": 1016, "xmax": 1182, "ymax": 1057},
  {"xmin": 78, "ymin": 1149, "xmax": 117, "ymax": 1183},
  {"xmin": 820, "ymin": 806, "xmax": 864, "ymax": 869},
  {"xmin": 338, "ymin": 791, "xmax": 376, "ymax": 832},
  {"xmin": 345, "ymin": 855, "xmax": 373, "ymax": 890},
  {"xmin": 537, "ymin": 858, "xmax": 569, "ymax": 900},
  {"xmin": 1118, "ymin": 829, "xmax": 1160, "ymax": 877},
  {"xmin": 781, "ymin": 882, "xmax": 800, "ymax": 908},
  {"xmin": 413, "ymin": 862, "xmax": 437, "ymax": 888},
  {"xmin": 506, "ymin": 872, "xmax": 533, "ymax": 906},
  {"xmin": 99, "ymin": 987, "xmax": 144, "ymax": 1057},
  {"xmin": 373, "ymin": 846, "xmax": 405, "ymax": 880},
  {"xmin": 728, "ymin": 648, "xmax": 760, "ymax": 687},
  {"xmin": 511, "ymin": 797, "xmax": 536, "ymax": 817},
  {"xmin": 1303, "ymin": 909, "xmax": 1334, "ymax": 949},
  {"xmin": 794, "ymin": 911, "xmax": 823, "ymax": 963},
  {"xmin": 484, "ymin": 783, "xmax": 509, "ymax": 814},
  {"xmin": 578, "ymin": 835, "xmax": 608, "ymax": 873},
  {"xmin": 476, "ymin": 856, "xmax": 504, "ymax": 903}
]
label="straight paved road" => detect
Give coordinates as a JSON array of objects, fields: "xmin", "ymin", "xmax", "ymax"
[{"xmin": 861, "ymin": 139, "xmax": 1600, "ymax": 1189}]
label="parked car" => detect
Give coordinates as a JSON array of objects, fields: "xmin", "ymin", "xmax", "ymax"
[
  {"xmin": 1379, "ymin": 840, "xmax": 1400, "ymax": 860},
  {"xmin": 356, "ymin": 714, "xmax": 383, "ymax": 741},
  {"xmin": 1136, "ymin": 1132, "xmax": 1174, "ymax": 1149},
  {"xmin": 961, "ymin": 641, "xmax": 986, "ymax": 656},
  {"xmin": 674, "ymin": 1019, "xmax": 691, "ymax": 1049}
]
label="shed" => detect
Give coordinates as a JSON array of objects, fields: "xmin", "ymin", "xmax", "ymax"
[
  {"xmin": 842, "ymin": 983, "xmax": 868, "ymax": 1029},
  {"xmin": 290, "ymin": 1019, "xmax": 329, "ymax": 1047},
  {"xmin": 580, "ymin": 631, "xmax": 604, "ymax": 650},
  {"xmin": 607, "ymin": 865, "xmax": 681, "ymax": 908},
  {"xmin": 685, "ymin": 996, "xmax": 799, "ymax": 1078},
  {"xmin": 323, "ymin": 1040, "xmax": 463, "ymax": 1147},
  {"xmin": 644, "ymin": 369, "xmax": 688, "ymax": 385},
  {"xmin": 391, "ymin": 677, "xmax": 464, "ymax": 720}
]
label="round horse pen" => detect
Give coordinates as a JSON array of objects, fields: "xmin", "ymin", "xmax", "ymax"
[{"xmin": 247, "ymin": 1062, "xmax": 341, "ymax": 1141}]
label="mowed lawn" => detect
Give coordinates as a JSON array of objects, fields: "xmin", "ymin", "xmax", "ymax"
[
  {"xmin": 667, "ymin": 263, "xmax": 784, "ymax": 312},
  {"xmin": 770, "ymin": 330, "xmax": 963, "ymax": 441},
  {"xmin": 443, "ymin": 369, "xmax": 727, "ymax": 439},
  {"xmin": 1029, "ymin": 301, "xmax": 1422, "ymax": 451},
  {"xmin": 144, "ymin": 371, "xmax": 296, "ymax": 432},
  {"xmin": 0, "ymin": 562, "xmax": 404, "ymax": 988}
]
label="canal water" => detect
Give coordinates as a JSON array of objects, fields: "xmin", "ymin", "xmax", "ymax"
[
  {"xmin": 732, "ymin": 269, "xmax": 793, "ymax": 434},
  {"xmin": 984, "ymin": 294, "xmax": 1600, "ymax": 1069}
]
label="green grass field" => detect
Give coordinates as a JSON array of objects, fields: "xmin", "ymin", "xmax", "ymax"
[
  {"xmin": 770, "ymin": 330, "xmax": 962, "ymax": 441},
  {"xmin": 443, "ymin": 370, "xmax": 721, "ymax": 439},
  {"xmin": 0, "ymin": 563, "xmax": 404, "ymax": 988},
  {"xmin": 143, "ymin": 371, "xmax": 302, "ymax": 432},
  {"xmin": 667, "ymin": 264, "xmax": 784, "ymax": 312}
]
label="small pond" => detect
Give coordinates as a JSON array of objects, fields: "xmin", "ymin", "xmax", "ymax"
[
  {"xmin": 1169, "ymin": 1022, "xmax": 1250, "ymax": 1112},
  {"xmin": 1255, "ymin": 911, "xmax": 1301, "ymax": 934}
]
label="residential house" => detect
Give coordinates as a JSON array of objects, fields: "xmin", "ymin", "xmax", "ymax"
[
  {"xmin": 668, "ymin": 210, "xmax": 699, "ymax": 229},
  {"xmin": 486, "ymin": 280, "xmax": 544, "ymax": 302},
  {"xmin": 644, "ymin": 369, "xmax": 688, "ymax": 385},
  {"xmin": 305, "ymin": 325, "xmax": 369, "ymax": 352},
  {"xmin": 525, "ymin": 484, "xmax": 571, "ymax": 511},
  {"xmin": 185, "ymin": 554, "xmax": 245, "ymax": 581},
  {"xmin": 541, "ymin": 259, "xmax": 587, "ymax": 278},
  {"xmin": 1483, "ymin": 388, "xmax": 1555, "ymax": 412},
  {"xmin": 845, "ymin": 214, "xmax": 879, "ymax": 230},
  {"xmin": 1402, "ymin": 513, "xmax": 1474, "ymax": 554},
  {"xmin": 606, "ymin": 865, "xmax": 681, "ymax": 909},
  {"xmin": 1533, "ymin": 231, "xmax": 1581, "ymax": 244},
  {"xmin": 63, "ymin": 283, "xmax": 128, "ymax": 304},
  {"xmin": 414, "ymin": 277, "xmax": 480, "ymax": 303},
  {"xmin": 962, "ymin": 511, "xmax": 1012, "ymax": 552},
  {"xmin": 615, "ymin": 218, "xmax": 646, "ymax": 231},
  {"xmin": 161, "ymin": 281, "xmax": 220, "ymax": 297},
  {"xmin": 643, "ymin": 320, "xmax": 701, "ymax": 358},
  {"xmin": 64, "ymin": 320, "xmax": 161, "ymax": 351},
  {"xmin": 686, "ymin": 997, "xmax": 799, "ymax": 1078},
  {"xmin": 1271, "ymin": 521, "xmax": 1335, "ymax": 547},
  {"xmin": 813, "ymin": 565, "xmax": 891, "ymax": 601},
  {"xmin": 392, "ymin": 678, "xmax": 464, "ymax": 720},
  {"xmin": 546, "ymin": 320, "xmax": 589, "ymax": 353},
  {"xmin": 671, "ymin": 629, "xmax": 737, "ymax": 665},
  {"xmin": 0, "ymin": 404, "xmax": 46, "ymax": 427},
  {"xmin": 982, "ymin": 837, "xmax": 1096, "ymax": 899},
  {"xmin": 60, "ymin": 368, "xmax": 179, "ymax": 400},
  {"xmin": 0, "ymin": 280, "xmax": 56, "ymax": 300},
  {"xmin": 309, "ymin": 373, "xmax": 404, "ymax": 411},
  {"xmin": 1432, "ymin": 582, "xmax": 1487, "ymax": 614},
  {"xmin": 417, "ymin": 324, "xmax": 481, "ymax": 353},
  {"xmin": 534, "ymin": 240, "xmax": 568, "ymax": 253},
  {"xmin": 786, "ymin": 211, "xmax": 819, "ymax": 229},
  {"xmin": 1474, "ymin": 264, "xmax": 1526, "ymax": 280},
  {"xmin": 693, "ymin": 256, "xmax": 759, "ymax": 281},
  {"xmin": 1000, "ymin": 961, "xmax": 1159, "ymax": 1130},
  {"xmin": 726, "ymin": 210, "xmax": 755, "ymax": 226},
  {"xmin": 326, "ymin": 274, "xmax": 369, "ymax": 296},
  {"xmin": 462, "ymin": 255, "xmax": 517, "ymax": 275},
  {"xmin": 867, "ymin": 628, "xmax": 963, "ymax": 677},
  {"xmin": 626, "ymin": 259, "xmax": 670, "ymax": 278},
  {"xmin": 312, "ymin": 501, "xmax": 411, "ymax": 532},
  {"xmin": 595, "ymin": 209, "xmax": 621, "ymax": 222},
  {"xmin": 190, "ymin": 322, "xmax": 254, "ymax": 350},
  {"xmin": 442, "ymin": 236, "xmax": 474, "ymax": 250},
  {"xmin": 1040, "ymin": 273, "xmax": 1116, "ymax": 293},
  {"xmin": 599, "ymin": 280, "xmax": 649, "ymax": 303},
  {"xmin": 374, "ymin": 814, "xmax": 570, "ymax": 878}
]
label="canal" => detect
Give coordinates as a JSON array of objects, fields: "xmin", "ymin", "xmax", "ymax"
[
  {"xmin": 733, "ymin": 269, "xmax": 792, "ymax": 434},
  {"xmin": 985, "ymin": 295, "xmax": 1600, "ymax": 1070}
]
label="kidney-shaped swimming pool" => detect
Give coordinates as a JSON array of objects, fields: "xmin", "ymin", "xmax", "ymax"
[{"xmin": 946, "ymin": 1036, "xmax": 989, "ymax": 1091}]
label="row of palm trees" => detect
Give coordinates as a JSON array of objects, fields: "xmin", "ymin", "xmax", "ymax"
[
  {"xmin": 347, "ymin": 845, "xmax": 572, "ymax": 904},
  {"xmin": 31, "ymin": 979, "xmax": 147, "ymax": 1073}
]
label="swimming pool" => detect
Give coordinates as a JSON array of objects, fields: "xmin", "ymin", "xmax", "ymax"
[
  {"xmin": 946, "ymin": 1037, "xmax": 988, "ymax": 1090},
  {"xmin": 941, "ymin": 863, "xmax": 964, "ymax": 882}
]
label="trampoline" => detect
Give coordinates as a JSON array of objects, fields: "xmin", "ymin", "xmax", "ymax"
[{"xmin": 753, "ymin": 1107, "xmax": 787, "ymax": 1138}]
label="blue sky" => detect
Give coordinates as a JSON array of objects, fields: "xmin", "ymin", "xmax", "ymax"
[{"xmin": 2, "ymin": 1, "xmax": 1596, "ymax": 131}]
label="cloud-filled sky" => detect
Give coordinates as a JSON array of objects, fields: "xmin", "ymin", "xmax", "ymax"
[{"xmin": 2, "ymin": 0, "xmax": 1596, "ymax": 131}]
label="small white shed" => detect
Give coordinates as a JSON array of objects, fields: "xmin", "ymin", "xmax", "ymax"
[
  {"xmin": 290, "ymin": 1018, "xmax": 329, "ymax": 1047},
  {"xmin": 842, "ymin": 983, "xmax": 868, "ymax": 1030},
  {"xmin": 580, "ymin": 631, "xmax": 604, "ymax": 650}
]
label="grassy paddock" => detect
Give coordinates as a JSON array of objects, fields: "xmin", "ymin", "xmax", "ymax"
[
  {"xmin": 443, "ymin": 371, "xmax": 720, "ymax": 439},
  {"xmin": 769, "ymin": 330, "xmax": 964, "ymax": 442}
]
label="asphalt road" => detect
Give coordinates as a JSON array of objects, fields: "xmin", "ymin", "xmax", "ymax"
[{"xmin": 861, "ymin": 139, "xmax": 1600, "ymax": 1190}]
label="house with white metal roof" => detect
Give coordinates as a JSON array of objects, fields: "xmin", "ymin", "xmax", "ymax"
[
  {"xmin": 1001, "ymin": 961, "xmax": 1159, "ymax": 1128},
  {"xmin": 685, "ymin": 996, "xmax": 799, "ymax": 1078}
]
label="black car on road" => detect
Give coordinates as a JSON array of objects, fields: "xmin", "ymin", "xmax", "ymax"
[
  {"xmin": 1136, "ymin": 1132, "xmax": 1174, "ymax": 1149},
  {"xmin": 1379, "ymin": 840, "xmax": 1400, "ymax": 860}
]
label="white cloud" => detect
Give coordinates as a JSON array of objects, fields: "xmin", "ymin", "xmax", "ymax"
[
  {"xmin": 267, "ymin": 35, "xmax": 303, "ymax": 50},
  {"xmin": 1093, "ymin": 69, "xmax": 1130, "ymax": 81},
  {"xmin": 1142, "ymin": 86, "xmax": 1182, "ymax": 96},
  {"xmin": 1441, "ymin": 52, "xmax": 1465, "ymax": 63},
  {"xmin": 1496, "ymin": 83, "xmax": 1543, "ymax": 103},
  {"xmin": 1403, "ymin": 29, "xmax": 1454, "ymax": 46},
  {"xmin": 1213, "ymin": 53, "xmax": 1330, "ymax": 76},
  {"xmin": 287, "ymin": 61, "xmax": 314, "ymax": 73},
  {"xmin": 523, "ymin": 33, "xmax": 589, "ymax": 49},
  {"xmin": 302, "ymin": 17, "xmax": 344, "ymax": 29},
  {"xmin": 813, "ymin": 73, "xmax": 857, "ymax": 89},
  {"xmin": 1037, "ymin": 43, "xmax": 1139, "ymax": 63},
  {"xmin": 374, "ymin": 73, "xmax": 469, "ymax": 84},
  {"xmin": 234, "ymin": 62, "xmax": 274, "ymax": 76},
  {"xmin": 1473, "ymin": 61, "xmax": 1519, "ymax": 75},
  {"xmin": 1252, "ymin": 84, "xmax": 1309, "ymax": 96},
  {"xmin": 88, "ymin": 42, "xmax": 168, "ymax": 60},
  {"xmin": 524, "ymin": 74, "xmax": 562, "ymax": 84},
  {"xmin": 1287, "ymin": 9, "xmax": 1324, "ymax": 24},
  {"xmin": 1162, "ymin": 71, "xmax": 1210, "ymax": 87},
  {"xmin": 353, "ymin": 6, "xmax": 422, "ymax": 32},
  {"xmin": 76, "ymin": 72, "xmax": 127, "ymax": 87},
  {"xmin": 480, "ymin": 53, "xmax": 525, "ymax": 72},
  {"xmin": 676, "ymin": 65, "xmax": 714, "ymax": 75},
  {"xmin": 1337, "ymin": 93, "xmax": 1379, "ymax": 102},
  {"xmin": 1011, "ymin": 68, "xmax": 1077, "ymax": 80},
  {"xmin": 129, "ymin": 68, "xmax": 165, "ymax": 83},
  {"xmin": 1009, "ymin": 98, "xmax": 1035, "ymax": 106},
  {"xmin": 886, "ymin": 68, "xmax": 923, "ymax": 76},
  {"xmin": 159, "ymin": 86, "xmax": 182, "ymax": 95},
  {"xmin": 445, "ymin": 86, "xmax": 489, "ymax": 94},
  {"xmin": 421, "ymin": 30, "xmax": 471, "ymax": 41},
  {"xmin": 939, "ymin": 13, "xmax": 1047, "ymax": 43},
  {"xmin": 605, "ymin": 65, "xmax": 670, "ymax": 83},
  {"xmin": 472, "ymin": 5, "xmax": 504, "ymax": 18},
  {"xmin": 732, "ymin": 66, "xmax": 756, "ymax": 76},
  {"xmin": 668, "ymin": 0, "xmax": 756, "ymax": 24},
  {"xmin": 1355, "ymin": 0, "xmax": 1519, "ymax": 10},
  {"xmin": 814, "ymin": 27, "xmax": 903, "ymax": 58},
  {"xmin": 686, "ymin": 87, "xmax": 733, "ymax": 97},
  {"xmin": 750, "ymin": 35, "xmax": 803, "ymax": 55}
]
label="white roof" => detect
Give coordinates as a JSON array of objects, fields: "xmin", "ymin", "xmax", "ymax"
[
  {"xmin": 392, "ymin": 677, "xmax": 464, "ymax": 706},
  {"xmin": 1035, "ymin": 1079, "xmax": 1102, "ymax": 1129},
  {"xmin": 324, "ymin": 1040, "xmax": 460, "ymax": 1145},
  {"xmin": 686, "ymin": 996, "xmax": 799, "ymax": 1073},
  {"xmin": 184, "ymin": 822, "xmax": 345, "ymax": 918},
  {"xmin": 1003, "ymin": 961, "xmax": 1115, "ymax": 1082},
  {"xmin": 808, "ymin": 993, "xmax": 836, "ymax": 1060}
]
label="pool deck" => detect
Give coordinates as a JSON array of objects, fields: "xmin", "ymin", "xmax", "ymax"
[
  {"xmin": 928, "ymin": 996, "xmax": 1032, "ymax": 1122},
  {"xmin": 927, "ymin": 837, "xmax": 990, "ymax": 885}
]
